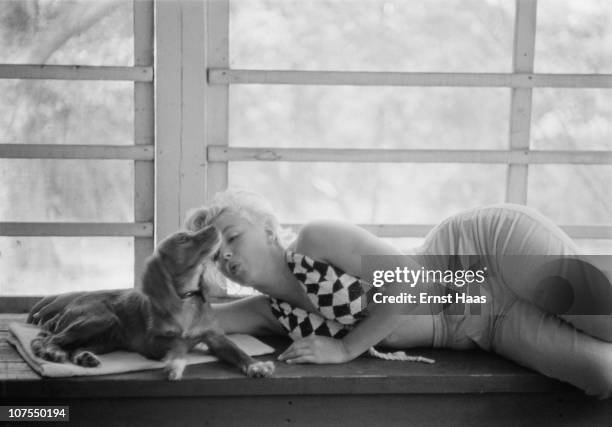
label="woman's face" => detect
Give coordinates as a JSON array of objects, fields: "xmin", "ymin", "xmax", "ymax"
[{"xmin": 209, "ymin": 210, "xmax": 277, "ymax": 287}]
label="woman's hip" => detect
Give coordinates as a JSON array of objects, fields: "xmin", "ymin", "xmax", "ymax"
[{"xmin": 420, "ymin": 203, "xmax": 579, "ymax": 257}]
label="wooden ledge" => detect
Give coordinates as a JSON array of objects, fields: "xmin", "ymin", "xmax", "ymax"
[
  {"xmin": 3, "ymin": 314, "xmax": 611, "ymax": 426},
  {"xmin": 1, "ymin": 314, "xmax": 577, "ymax": 398},
  {"xmin": 3, "ymin": 348, "xmax": 579, "ymax": 399}
]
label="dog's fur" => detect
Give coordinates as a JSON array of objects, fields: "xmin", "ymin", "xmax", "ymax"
[{"xmin": 28, "ymin": 226, "xmax": 274, "ymax": 380}]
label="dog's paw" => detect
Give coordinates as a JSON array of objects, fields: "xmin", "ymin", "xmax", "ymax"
[
  {"xmin": 42, "ymin": 346, "xmax": 68, "ymax": 363},
  {"xmin": 164, "ymin": 359, "xmax": 186, "ymax": 381},
  {"xmin": 72, "ymin": 351, "xmax": 100, "ymax": 367},
  {"xmin": 167, "ymin": 369, "xmax": 183, "ymax": 381},
  {"xmin": 246, "ymin": 361, "xmax": 275, "ymax": 378},
  {"xmin": 31, "ymin": 338, "xmax": 45, "ymax": 358}
]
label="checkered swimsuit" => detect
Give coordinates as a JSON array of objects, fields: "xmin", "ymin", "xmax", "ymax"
[{"xmin": 269, "ymin": 251, "xmax": 374, "ymax": 340}]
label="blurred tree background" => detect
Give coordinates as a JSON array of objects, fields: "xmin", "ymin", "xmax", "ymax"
[{"xmin": 0, "ymin": 0, "xmax": 610, "ymax": 295}]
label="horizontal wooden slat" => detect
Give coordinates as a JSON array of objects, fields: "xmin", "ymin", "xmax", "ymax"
[
  {"xmin": 208, "ymin": 146, "xmax": 612, "ymax": 165},
  {"xmin": 209, "ymin": 69, "xmax": 612, "ymax": 88},
  {"xmin": 284, "ymin": 223, "xmax": 612, "ymax": 240},
  {"xmin": 283, "ymin": 223, "xmax": 433, "ymax": 238},
  {"xmin": 1, "ymin": 222, "xmax": 606, "ymax": 239},
  {"xmin": 0, "ymin": 297, "xmax": 240, "ymax": 314},
  {"xmin": 0, "ymin": 313, "xmax": 26, "ymax": 329},
  {"xmin": 0, "ymin": 144, "xmax": 154, "ymax": 160},
  {"xmin": 0, "ymin": 222, "xmax": 153, "ymax": 237},
  {"xmin": 0, "ymin": 64, "xmax": 153, "ymax": 81},
  {"xmin": 561, "ymin": 225, "xmax": 612, "ymax": 240}
]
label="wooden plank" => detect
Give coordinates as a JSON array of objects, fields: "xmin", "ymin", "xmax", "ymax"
[
  {"xmin": 0, "ymin": 315, "xmax": 26, "ymax": 330},
  {"xmin": 0, "ymin": 341, "xmax": 18, "ymax": 362},
  {"xmin": 522, "ymin": 73, "xmax": 612, "ymax": 88},
  {"xmin": 178, "ymin": 0, "xmax": 210, "ymax": 217},
  {"xmin": 1, "ymin": 362, "xmax": 40, "ymax": 379},
  {"xmin": 0, "ymin": 221, "xmax": 608, "ymax": 240},
  {"xmin": 1, "ymin": 314, "xmax": 25, "ymax": 329},
  {"xmin": 1, "ymin": 324, "xmax": 31, "ymax": 363},
  {"xmin": 208, "ymin": 146, "xmax": 612, "ymax": 165},
  {"xmin": 0, "ymin": 144, "xmax": 154, "ymax": 160},
  {"xmin": 133, "ymin": 0, "xmax": 155, "ymax": 285},
  {"xmin": 205, "ymin": 0, "xmax": 230, "ymax": 202},
  {"xmin": 283, "ymin": 223, "xmax": 434, "ymax": 238},
  {"xmin": 2, "ymin": 348, "xmax": 575, "ymax": 398},
  {"xmin": 155, "ymin": 0, "xmax": 230, "ymax": 240},
  {"xmin": 133, "ymin": 0, "xmax": 154, "ymax": 68},
  {"xmin": 526, "ymin": 150, "xmax": 612, "ymax": 164},
  {"xmin": 4, "ymin": 393, "xmax": 612, "ymax": 427},
  {"xmin": 0, "ymin": 64, "xmax": 152, "ymax": 81},
  {"xmin": 154, "ymin": 0, "xmax": 183, "ymax": 239},
  {"xmin": 1, "ymin": 300, "xmax": 38, "ymax": 314},
  {"xmin": 506, "ymin": 0, "xmax": 538, "ymax": 204},
  {"xmin": 1, "ymin": 296, "xmax": 241, "ymax": 314},
  {"xmin": 209, "ymin": 69, "xmax": 612, "ymax": 88},
  {"xmin": 0, "ymin": 222, "xmax": 153, "ymax": 237},
  {"xmin": 286, "ymin": 223, "xmax": 612, "ymax": 239},
  {"xmin": 1, "ymin": 320, "xmax": 568, "ymax": 398},
  {"xmin": 561, "ymin": 225, "xmax": 612, "ymax": 240},
  {"xmin": 0, "ymin": 345, "xmax": 29, "ymax": 364}
]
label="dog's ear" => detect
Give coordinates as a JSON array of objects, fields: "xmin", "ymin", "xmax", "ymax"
[
  {"xmin": 184, "ymin": 207, "xmax": 211, "ymax": 231},
  {"xmin": 141, "ymin": 251, "xmax": 181, "ymax": 310}
]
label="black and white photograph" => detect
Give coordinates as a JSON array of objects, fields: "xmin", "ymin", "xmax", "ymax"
[{"xmin": 1, "ymin": 0, "xmax": 612, "ymax": 425}]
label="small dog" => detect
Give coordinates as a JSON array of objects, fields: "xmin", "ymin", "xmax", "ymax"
[{"xmin": 28, "ymin": 226, "xmax": 274, "ymax": 380}]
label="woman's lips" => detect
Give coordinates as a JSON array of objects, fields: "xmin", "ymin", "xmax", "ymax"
[{"xmin": 228, "ymin": 261, "xmax": 241, "ymax": 276}]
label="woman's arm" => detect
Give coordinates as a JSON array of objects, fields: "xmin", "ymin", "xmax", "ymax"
[
  {"xmin": 212, "ymin": 294, "xmax": 286, "ymax": 336},
  {"xmin": 279, "ymin": 220, "xmax": 423, "ymax": 363}
]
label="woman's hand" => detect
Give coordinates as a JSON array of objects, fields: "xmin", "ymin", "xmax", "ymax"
[{"xmin": 278, "ymin": 336, "xmax": 353, "ymax": 364}]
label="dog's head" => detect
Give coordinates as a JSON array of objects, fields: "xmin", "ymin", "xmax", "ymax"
[{"xmin": 142, "ymin": 226, "xmax": 221, "ymax": 310}]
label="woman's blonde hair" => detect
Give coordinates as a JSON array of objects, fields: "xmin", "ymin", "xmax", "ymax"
[{"xmin": 184, "ymin": 188, "xmax": 295, "ymax": 248}]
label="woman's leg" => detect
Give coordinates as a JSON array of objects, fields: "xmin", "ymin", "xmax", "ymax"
[
  {"xmin": 482, "ymin": 204, "xmax": 612, "ymax": 341},
  {"xmin": 492, "ymin": 298, "xmax": 612, "ymax": 399}
]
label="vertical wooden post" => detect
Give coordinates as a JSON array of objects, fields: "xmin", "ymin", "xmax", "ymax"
[
  {"xmin": 155, "ymin": 0, "xmax": 205, "ymax": 241},
  {"xmin": 155, "ymin": 0, "xmax": 182, "ymax": 241},
  {"xmin": 178, "ymin": 0, "xmax": 209, "ymax": 218},
  {"xmin": 506, "ymin": 0, "xmax": 538, "ymax": 204},
  {"xmin": 205, "ymin": 0, "xmax": 230, "ymax": 202},
  {"xmin": 134, "ymin": 0, "xmax": 155, "ymax": 286}
]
